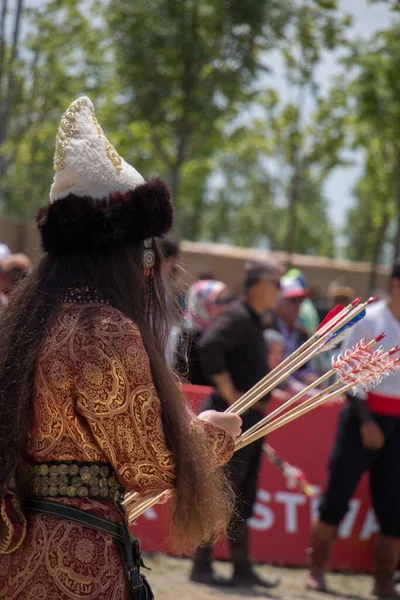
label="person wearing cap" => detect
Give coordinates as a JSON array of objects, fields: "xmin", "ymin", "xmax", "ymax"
[
  {"xmin": 306, "ymin": 264, "xmax": 400, "ymax": 598},
  {"xmin": 0, "ymin": 97, "xmax": 242, "ymax": 599},
  {"xmin": 265, "ymin": 277, "xmax": 316, "ymax": 383},
  {"xmin": 190, "ymin": 259, "xmax": 282, "ymax": 589},
  {"xmin": 283, "ymin": 268, "xmax": 320, "ymax": 335}
]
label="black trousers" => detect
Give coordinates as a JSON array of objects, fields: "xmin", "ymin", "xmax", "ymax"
[
  {"xmin": 201, "ymin": 394, "xmax": 265, "ymax": 521},
  {"xmin": 319, "ymin": 405, "xmax": 400, "ymax": 538},
  {"xmin": 193, "ymin": 395, "xmax": 265, "ymax": 574}
]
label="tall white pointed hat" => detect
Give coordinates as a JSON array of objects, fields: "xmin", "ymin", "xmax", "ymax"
[
  {"xmin": 50, "ymin": 96, "xmax": 144, "ymax": 202},
  {"xmin": 39, "ymin": 96, "xmax": 173, "ymax": 255}
]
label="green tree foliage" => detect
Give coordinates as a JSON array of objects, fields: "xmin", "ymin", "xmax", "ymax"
[
  {"xmin": 106, "ymin": 0, "xmax": 295, "ymax": 236},
  {"xmin": 268, "ymin": 0, "xmax": 350, "ymax": 257},
  {"xmin": 1, "ymin": 0, "xmax": 104, "ymax": 222},
  {"xmin": 341, "ymin": 20, "xmax": 400, "ymax": 282},
  {"xmin": 3, "ymin": 0, "xmax": 396, "ymax": 265}
]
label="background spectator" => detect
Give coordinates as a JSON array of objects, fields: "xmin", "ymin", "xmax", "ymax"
[
  {"xmin": 264, "ymin": 278, "xmax": 317, "ymax": 383},
  {"xmin": 0, "ymin": 252, "xmax": 31, "ymax": 305},
  {"xmin": 174, "ymin": 279, "xmax": 233, "ymax": 385},
  {"xmin": 190, "ymin": 259, "xmax": 282, "ymax": 589},
  {"xmin": 283, "ymin": 268, "xmax": 320, "ymax": 335}
]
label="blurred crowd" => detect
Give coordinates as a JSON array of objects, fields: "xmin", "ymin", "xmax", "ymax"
[
  {"xmin": 160, "ymin": 237, "xmax": 400, "ymax": 598},
  {"xmin": 163, "ymin": 238, "xmax": 362, "ymax": 390}
]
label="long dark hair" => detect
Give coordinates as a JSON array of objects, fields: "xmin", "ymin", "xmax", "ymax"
[{"xmin": 0, "ymin": 241, "xmax": 233, "ymax": 550}]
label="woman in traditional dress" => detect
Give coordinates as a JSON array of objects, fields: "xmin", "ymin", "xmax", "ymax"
[{"xmin": 0, "ymin": 96, "xmax": 241, "ymax": 599}]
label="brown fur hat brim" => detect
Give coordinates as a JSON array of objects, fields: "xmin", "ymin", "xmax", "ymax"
[{"xmin": 37, "ymin": 178, "xmax": 173, "ymax": 255}]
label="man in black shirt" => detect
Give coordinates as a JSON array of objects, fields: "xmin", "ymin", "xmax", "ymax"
[{"xmin": 190, "ymin": 260, "xmax": 282, "ymax": 588}]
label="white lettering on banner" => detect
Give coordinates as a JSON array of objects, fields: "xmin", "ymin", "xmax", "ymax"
[
  {"xmin": 360, "ymin": 509, "xmax": 380, "ymax": 541},
  {"xmin": 248, "ymin": 488, "xmax": 376, "ymax": 541},
  {"xmin": 141, "ymin": 487, "xmax": 378, "ymax": 541},
  {"xmin": 248, "ymin": 490, "xmax": 275, "ymax": 531},
  {"xmin": 338, "ymin": 500, "xmax": 361, "ymax": 539},
  {"xmin": 275, "ymin": 492, "xmax": 306, "ymax": 534}
]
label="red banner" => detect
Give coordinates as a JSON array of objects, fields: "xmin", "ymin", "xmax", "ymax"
[{"xmin": 132, "ymin": 384, "xmax": 376, "ymax": 572}]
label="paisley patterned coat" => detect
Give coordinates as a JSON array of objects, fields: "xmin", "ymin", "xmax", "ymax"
[{"xmin": 0, "ymin": 305, "xmax": 233, "ymax": 599}]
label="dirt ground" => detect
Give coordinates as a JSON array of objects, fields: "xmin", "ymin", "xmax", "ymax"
[{"xmin": 144, "ymin": 554, "xmax": 378, "ymax": 600}]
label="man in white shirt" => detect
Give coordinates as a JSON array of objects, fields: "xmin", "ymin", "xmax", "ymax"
[{"xmin": 306, "ymin": 264, "xmax": 400, "ymax": 599}]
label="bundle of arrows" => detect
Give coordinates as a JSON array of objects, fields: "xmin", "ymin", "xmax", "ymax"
[{"xmin": 122, "ymin": 297, "xmax": 400, "ymax": 522}]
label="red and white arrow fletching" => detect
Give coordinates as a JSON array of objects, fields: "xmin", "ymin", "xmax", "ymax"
[{"xmin": 332, "ymin": 337, "xmax": 400, "ymax": 394}]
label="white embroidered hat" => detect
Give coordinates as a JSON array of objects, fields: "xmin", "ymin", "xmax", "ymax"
[
  {"xmin": 50, "ymin": 96, "xmax": 144, "ymax": 203},
  {"xmin": 38, "ymin": 96, "xmax": 173, "ymax": 256}
]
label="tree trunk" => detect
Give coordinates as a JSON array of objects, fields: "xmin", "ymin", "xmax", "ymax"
[
  {"xmin": 0, "ymin": 0, "xmax": 23, "ymax": 146},
  {"xmin": 368, "ymin": 211, "xmax": 389, "ymax": 295},
  {"xmin": 391, "ymin": 151, "xmax": 400, "ymax": 269},
  {"xmin": 0, "ymin": 0, "xmax": 8, "ymax": 94},
  {"xmin": 169, "ymin": 162, "xmax": 182, "ymax": 206},
  {"xmin": 284, "ymin": 158, "xmax": 302, "ymax": 263}
]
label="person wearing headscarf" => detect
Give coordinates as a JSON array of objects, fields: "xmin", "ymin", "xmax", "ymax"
[
  {"xmin": 0, "ymin": 96, "xmax": 242, "ymax": 599},
  {"xmin": 174, "ymin": 279, "xmax": 232, "ymax": 385}
]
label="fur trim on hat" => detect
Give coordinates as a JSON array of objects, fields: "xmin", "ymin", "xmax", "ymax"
[{"xmin": 37, "ymin": 178, "xmax": 173, "ymax": 255}]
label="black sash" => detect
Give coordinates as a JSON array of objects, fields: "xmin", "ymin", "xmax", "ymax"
[{"xmin": 25, "ymin": 498, "xmax": 154, "ymax": 600}]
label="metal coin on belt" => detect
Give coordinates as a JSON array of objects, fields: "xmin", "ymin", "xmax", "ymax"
[
  {"xmin": 67, "ymin": 486, "xmax": 78, "ymax": 498},
  {"xmin": 78, "ymin": 487, "xmax": 89, "ymax": 498},
  {"xmin": 81, "ymin": 472, "xmax": 91, "ymax": 483},
  {"xmin": 49, "ymin": 486, "xmax": 59, "ymax": 497},
  {"xmin": 69, "ymin": 465, "xmax": 79, "ymax": 476},
  {"xmin": 59, "ymin": 464, "xmax": 69, "ymax": 476},
  {"xmin": 89, "ymin": 465, "xmax": 100, "ymax": 477},
  {"xmin": 80, "ymin": 465, "xmax": 90, "ymax": 475},
  {"xmin": 99, "ymin": 477, "xmax": 108, "ymax": 488},
  {"xmin": 49, "ymin": 465, "xmax": 59, "ymax": 477},
  {"xmin": 59, "ymin": 485, "xmax": 69, "ymax": 496},
  {"xmin": 99, "ymin": 488, "xmax": 109, "ymax": 498},
  {"xmin": 71, "ymin": 476, "xmax": 83, "ymax": 488},
  {"xmin": 99, "ymin": 466, "xmax": 109, "ymax": 478},
  {"xmin": 90, "ymin": 486, "xmax": 100, "ymax": 497},
  {"xmin": 39, "ymin": 464, "xmax": 49, "ymax": 476}
]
